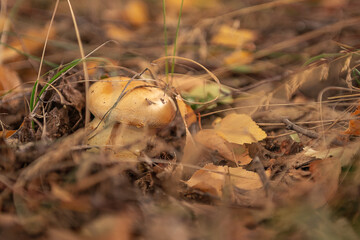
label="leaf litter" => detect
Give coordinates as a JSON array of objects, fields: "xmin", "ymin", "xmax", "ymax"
[{"xmin": 0, "ymin": 0, "xmax": 360, "ymax": 239}]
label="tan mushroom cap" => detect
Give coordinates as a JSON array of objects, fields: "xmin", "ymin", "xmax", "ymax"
[{"xmin": 88, "ymin": 77, "xmax": 177, "ymax": 128}]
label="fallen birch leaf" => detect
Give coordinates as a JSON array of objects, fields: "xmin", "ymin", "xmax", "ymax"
[
  {"xmin": 215, "ymin": 113, "xmax": 267, "ymax": 144},
  {"xmin": 186, "ymin": 163, "xmax": 269, "ymax": 197}
]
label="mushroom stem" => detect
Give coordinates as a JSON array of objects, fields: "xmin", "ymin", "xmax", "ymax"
[
  {"xmin": 87, "ymin": 77, "xmax": 177, "ymax": 156},
  {"xmin": 88, "ymin": 118, "xmax": 156, "ymax": 155}
]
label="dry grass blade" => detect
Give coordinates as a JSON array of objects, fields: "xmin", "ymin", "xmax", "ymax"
[{"xmin": 66, "ymin": 0, "xmax": 90, "ymax": 127}]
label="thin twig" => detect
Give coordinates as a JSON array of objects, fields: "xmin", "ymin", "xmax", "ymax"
[
  {"xmin": 282, "ymin": 118, "xmax": 344, "ymax": 146},
  {"xmin": 282, "ymin": 118, "xmax": 319, "ymax": 139},
  {"xmin": 252, "ymin": 156, "xmax": 270, "ymax": 196}
]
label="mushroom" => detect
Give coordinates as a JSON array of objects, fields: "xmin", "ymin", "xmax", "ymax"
[{"xmin": 87, "ymin": 76, "xmax": 177, "ymax": 156}]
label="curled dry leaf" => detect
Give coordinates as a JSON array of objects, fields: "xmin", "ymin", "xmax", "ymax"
[
  {"xmin": 215, "ymin": 113, "xmax": 267, "ymax": 145},
  {"xmin": 186, "ymin": 163, "xmax": 270, "ymax": 197},
  {"xmin": 176, "ymin": 95, "xmax": 197, "ymax": 127}
]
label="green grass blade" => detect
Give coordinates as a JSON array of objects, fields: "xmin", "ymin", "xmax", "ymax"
[
  {"xmin": 29, "ymin": 56, "xmax": 112, "ymax": 112},
  {"xmin": 30, "ymin": 59, "xmax": 81, "ymax": 111},
  {"xmin": 303, "ymin": 53, "xmax": 343, "ymax": 66}
]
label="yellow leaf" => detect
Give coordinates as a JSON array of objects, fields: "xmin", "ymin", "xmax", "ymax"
[
  {"xmin": 104, "ymin": 24, "xmax": 133, "ymax": 42},
  {"xmin": 176, "ymin": 96, "xmax": 197, "ymax": 127},
  {"xmin": 186, "ymin": 163, "xmax": 269, "ymax": 197},
  {"xmin": 166, "ymin": 0, "xmax": 219, "ymax": 12},
  {"xmin": 123, "ymin": 0, "xmax": 149, "ymax": 27},
  {"xmin": 211, "ymin": 25, "xmax": 257, "ymax": 48},
  {"xmin": 224, "ymin": 50, "xmax": 254, "ymax": 66},
  {"xmin": 215, "ymin": 113, "xmax": 267, "ymax": 144}
]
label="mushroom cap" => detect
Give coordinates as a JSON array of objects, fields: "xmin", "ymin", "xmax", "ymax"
[{"xmin": 88, "ymin": 77, "xmax": 177, "ymax": 128}]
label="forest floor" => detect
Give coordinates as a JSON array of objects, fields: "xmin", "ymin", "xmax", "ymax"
[{"xmin": 1, "ymin": 0, "xmax": 360, "ymax": 239}]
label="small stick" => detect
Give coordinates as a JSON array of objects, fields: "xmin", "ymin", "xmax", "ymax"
[
  {"xmin": 282, "ymin": 118, "xmax": 344, "ymax": 146},
  {"xmin": 282, "ymin": 118, "xmax": 319, "ymax": 139},
  {"xmin": 252, "ymin": 156, "xmax": 270, "ymax": 196}
]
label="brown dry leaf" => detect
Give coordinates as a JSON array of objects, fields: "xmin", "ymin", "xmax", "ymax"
[
  {"xmin": 224, "ymin": 50, "xmax": 254, "ymax": 66},
  {"xmin": 176, "ymin": 95, "xmax": 197, "ymax": 128},
  {"xmin": 345, "ymin": 107, "xmax": 360, "ymax": 135},
  {"xmin": 186, "ymin": 163, "xmax": 269, "ymax": 197},
  {"xmin": 215, "ymin": 113, "xmax": 267, "ymax": 145},
  {"xmin": 123, "ymin": 0, "xmax": 149, "ymax": 27},
  {"xmin": 0, "ymin": 65, "xmax": 22, "ymax": 92},
  {"xmin": 195, "ymin": 129, "xmax": 252, "ymax": 165},
  {"xmin": 211, "ymin": 25, "xmax": 257, "ymax": 48}
]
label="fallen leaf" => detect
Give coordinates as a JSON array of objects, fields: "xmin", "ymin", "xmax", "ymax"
[
  {"xmin": 184, "ymin": 82, "xmax": 233, "ymax": 107},
  {"xmin": 166, "ymin": 0, "xmax": 219, "ymax": 13},
  {"xmin": 224, "ymin": 50, "xmax": 254, "ymax": 66},
  {"xmin": 345, "ymin": 106, "xmax": 360, "ymax": 136},
  {"xmin": 195, "ymin": 129, "xmax": 252, "ymax": 165},
  {"xmin": 104, "ymin": 24, "xmax": 134, "ymax": 42},
  {"xmin": 123, "ymin": 0, "xmax": 149, "ymax": 27},
  {"xmin": 186, "ymin": 163, "xmax": 269, "ymax": 197},
  {"xmin": 215, "ymin": 113, "xmax": 267, "ymax": 144},
  {"xmin": 211, "ymin": 25, "xmax": 257, "ymax": 48},
  {"xmin": 176, "ymin": 95, "xmax": 197, "ymax": 128},
  {"xmin": 0, "ymin": 65, "xmax": 22, "ymax": 92},
  {"xmin": 2, "ymin": 23, "xmax": 56, "ymax": 62}
]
